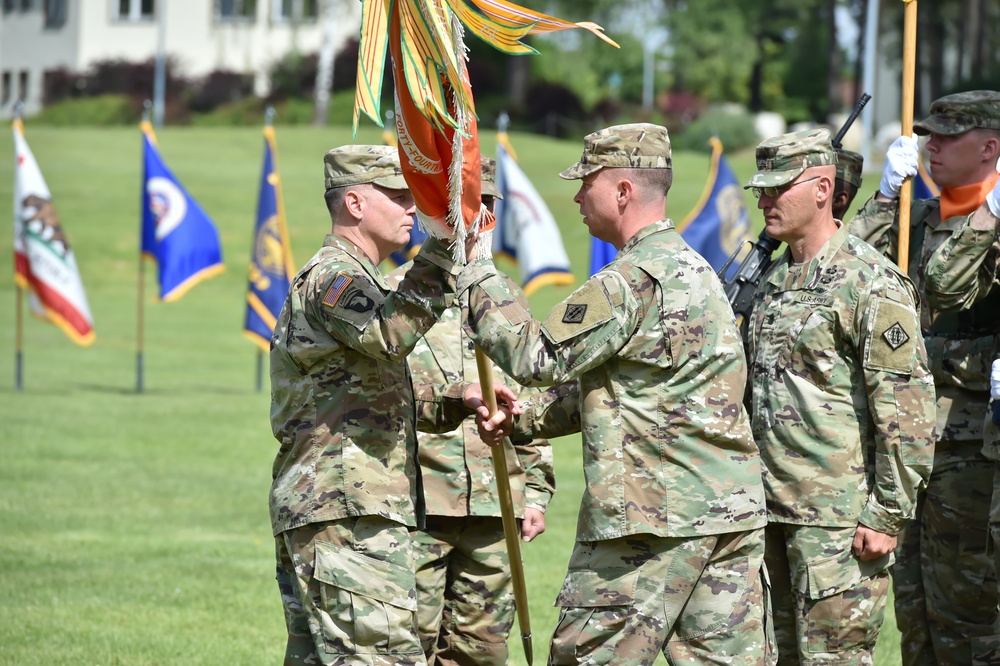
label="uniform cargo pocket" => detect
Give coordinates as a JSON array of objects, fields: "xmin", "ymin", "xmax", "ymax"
[
  {"xmin": 804, "ymin": 549, "xmax": 891, "ymax": 654},
  {"xmin": 555, "ymin": 567, "xmax": 638, "ymax": 608},
  {"xmin": 552, "ymin": 568, "xmax": 638, "ymax": 663},
  {"xmin": 313, "ymin": 540, "xmax": 420, "ymax": 655}
]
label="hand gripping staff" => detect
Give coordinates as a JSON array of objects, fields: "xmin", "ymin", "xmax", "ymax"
[
  {"xmin": 717, "ymin": 93, "xmax": 871, "ymax": 337},
  {"xmin": 352, "ymin": 3, "xmax": 618, "ymax": 662}
]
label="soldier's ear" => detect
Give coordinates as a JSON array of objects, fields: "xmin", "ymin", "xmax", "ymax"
[{"xmin": 343, "ymin": 189, "xmax": 366, "ymax": 221}]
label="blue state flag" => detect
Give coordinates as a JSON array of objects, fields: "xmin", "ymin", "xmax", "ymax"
[
  {"xmin": 589, "ymin": 237, "xmax": 618, "ymax": 276},
  {"xmin": 244, "ymin": 124, "xmax": 295, "ymax": 351},
  {"xmin": 914, "ymin": 160, "xmax": 940, "ymax": 200},
  {"xmin": 389, "ymin": 222, "xmax": 427, "ymax": 267},
  {"xmin": 676, "ymin": 137, "xmax": 750, "ymax": 272},
  {"xmin": 141, "ymin": 122, "xmax": 224, "ymax": 301}
]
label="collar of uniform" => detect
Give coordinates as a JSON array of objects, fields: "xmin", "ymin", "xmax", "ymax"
[
  {"xmin": 322, "ymin": 233, "xmax": 390, "ymax": 290},
  {"xmin": 767, "ymin": 222, "xmax": 850, "ymax": 292},
  {"xmin": 617, "ymin": 218, "xmax": 676, "ymax": 256}
]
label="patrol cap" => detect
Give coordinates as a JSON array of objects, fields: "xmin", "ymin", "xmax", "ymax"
[
  {"xmin": 559, "ymin": 123, "xmax": 672, "ymax": 180},
  {"xmin": 835, "ymin": 149, "xmax": 864, "ymax": 189},
  {"xmin": 323, "ymin": 144, "xmax": 407, "ymax": 191},
  {"xmin": 745, "ymin": 128, "xmax": 838, "ymax": 189},
  {"xmin": 913, "ymin": 90, "xmax": 1000, "ymax": 136},
  {"xmin": 481, "ymin": 156, "xmax": 502, "ymax": 199}
]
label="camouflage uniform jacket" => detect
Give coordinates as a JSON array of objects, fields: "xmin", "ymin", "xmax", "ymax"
[
  {"xmin": 406, "ymin": 304, "xmax": 556, "ymax": 516},
  {"xmin": 460, "ymin": 219, "xmax": 767, "ymax": 541},
  {"xmin": 748, "ymin": 223, "xmax": 936, "ymax": 534},
  {"xmin": 269, "ymin": 234, "xmax": 471, "ymax": 537},
  {"xmin": 850, "ymin": 195, "xmax": 1000, "ymax": 442}
]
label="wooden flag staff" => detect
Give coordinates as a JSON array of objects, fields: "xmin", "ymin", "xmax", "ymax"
[{"xmin": 898, "ymin": 0, "xmax": 918, "ymax": 273}]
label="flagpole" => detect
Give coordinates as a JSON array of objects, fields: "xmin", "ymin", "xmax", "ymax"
[
  {"xmin": 13, "ymin": 100, "xmax": 24, "ymax": 391},
  {"xmin": 474, "ymin": 347, "xmax": 533, "ymax": 664},
  {"xmin": 898, "ymin": 0, "xmax": 917, "ymax": 274},
  {"xmin": 254, "ymin": 105, "xmax": 277, "ymax": 394},
  {"xmin": 15, "ymin": 284, "xmax": 23, "ymax": 391},
  {"xmin": 137, "ymin": 101, "xmax": 152, "ymax": 394}
]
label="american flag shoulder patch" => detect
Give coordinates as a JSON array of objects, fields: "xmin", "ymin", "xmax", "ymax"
[{"xmin": 322, "ymin": 273, "xmax": 353, "ymax": 308}]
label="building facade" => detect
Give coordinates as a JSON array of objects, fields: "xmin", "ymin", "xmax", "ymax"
[{"xmin": 0, "ymin": 0, "xmax": 361, "ymax": 118}]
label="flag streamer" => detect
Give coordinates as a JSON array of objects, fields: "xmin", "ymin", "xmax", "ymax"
[{"xmin": 355, "ymin": 0, "xmax": 618, "ymax": 259}]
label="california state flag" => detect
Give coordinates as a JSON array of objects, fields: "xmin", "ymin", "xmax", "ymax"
[{"xmin": 13, "ymin": 120, "xmax": 95, "ymax": 346}]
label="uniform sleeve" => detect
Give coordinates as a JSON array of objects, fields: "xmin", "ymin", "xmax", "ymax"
[
  {"xmin": 309, "ymin": 237, "xmax": 460, "ymax": 361},
  {"xmin": 855, "ymin": 276, "xmax": 936, "ymax": 535},
  {"xmin": 510, "ymin": 385, "xmax": 556, "ymax": 512},
  {"xmin": 847, "ymin": 194, "xmax": 899, "ymax": 258},
  {"xmin": 511, "ymin": 380, "xmax": 581, "ymax": 442},
  {"xmin": 413, "ymin": 380, "xmax": 475, "ymax": 434},
  {"xmin": 462, "ymin": 260, "xmax": 641, "ymax": 387},
  {"xmin": 924, "ymin": 220, "xmax": 1000, "ymax": 311}
]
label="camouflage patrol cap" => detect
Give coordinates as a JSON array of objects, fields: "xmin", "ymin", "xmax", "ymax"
[
  {"xmin": 914, "ymin": 90, "xmax": 1000, "ymax": 136},
  {"xmin": 745, "ymin": 128, "xmax": 838, "ymax": 189},
  {"xmin": 323, "ymin": 145, "xmax": 407, "ymax": 191},
  {"xmin": 481, "ymin": 156, "xmax": 502, "ymax": 199},
  {"xmin": 835, "ymin": 149, "xmax": 864, "ymax": 189},
  {"xmin": 559, "ymin": 123, "xmax": 671, "ymax": 180}
]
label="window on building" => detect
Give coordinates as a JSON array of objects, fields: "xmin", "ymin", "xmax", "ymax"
[
  {"xmin": 217, "ymin": 0, "xmax": 256, "ymax": 21},
  {"xmin": 273, "ymin": 0, "xmax": 316, "ymax": 23},
  {"xmin": 20, "ymin": 0, "xmax": 32, "ymax": 10},
  {"xmin": 114, "ymin": 0, "xmax": 154, "ymax": 21},
  {"xmin": 44, "ymin": 0, "xmax": 66, "ymax": 26},
  {"xmin": 2, "ymin": 0, "xmax": 15, "ymax": 14},
  {"xmin": 18, "ymin": 71, "xmax": 29, "ymax": 102},
  {"xmin": 1, "ymin": 72, "xmax": 11, "ymax": 105}
]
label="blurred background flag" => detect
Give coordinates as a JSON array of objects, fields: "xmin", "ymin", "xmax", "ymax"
[
  {"xmin": 676, "ymin": 137, "xmax": 750, "ymax": 272},
  {"xmin": 493, "ymin": 115, "xmax": 574, "ymax": 295},
  {"xmin": 12, "ymin": 113, "xmax": 95, "ymax": 355},
  {"xmin": 589, "ymin": 237, "xmax": 619, "ymax": 276},
  {"xmin": 914, "ymin": 160, "xmax": 940, "ymax": 199},
  {"xmin": 140, "ymin": 121, "xmax": 224, "ymax": 302},
  {"xmin": 244, "ymin": 111, "xmax": 294, "ymax": 359}
]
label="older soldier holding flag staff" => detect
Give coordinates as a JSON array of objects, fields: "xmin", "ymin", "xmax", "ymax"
[{"xmin": 268, "ymin": 145, "xmax": 515, "ymax": 666}]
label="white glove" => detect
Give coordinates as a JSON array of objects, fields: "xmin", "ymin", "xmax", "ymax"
[
  {"xmin": 987, "ymin": 156, "xmax": 1000, "ymax": 218},
  {"xmin": 991, "ymin": 358, "xmax": 1000, "ymax": 401},
  {"xmin": 880, "ymin": 135, "xmax": 920, "ymax": 199}
]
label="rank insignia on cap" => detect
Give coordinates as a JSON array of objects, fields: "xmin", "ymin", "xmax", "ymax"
[
  {"xmin": 882, "ymin": 322, "xmax": 910, "ymax": 350},
  {"xmin": 322, "ymin": 273, "xmax": 353, "ymax": 308},
  {"xmin": 562, "ymin": 304, "xmax": 588, "ymax": 324}
]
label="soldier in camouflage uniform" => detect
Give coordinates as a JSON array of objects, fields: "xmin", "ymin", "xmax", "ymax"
[
  {"xmin": 385, "ymin": 159, "xmax": 556, "ymax": 666},
  {"xmin": 463, "ymin": 123, "xmax": 772, "ymax": 665},
  {"xmin": 745, "ymin": 128, "xmax": 936, "ymax": 665},
  {"xmin": 848, "ymin": 91, "xmax": 1000, "ymax": 666},
  {"xmin": 269, "ymin": 145, "xmax": 515, "ymax": 666},
  {"xmin": 832, "ymin": 148, "xmax": 863, "ymax": 222}
]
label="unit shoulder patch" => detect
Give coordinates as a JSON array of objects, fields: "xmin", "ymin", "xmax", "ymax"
[
  {"xmin": 542, "ymin": 280, "xmax": 615, "ymax": 344},
  {"xmin": 865, "ymin": 297, "xmax": 917, "ymax": 374}
]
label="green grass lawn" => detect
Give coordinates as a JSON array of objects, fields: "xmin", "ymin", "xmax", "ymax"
[{"xmin": 0, "ymin": 124, "xmax": 899, "ymax": 665}]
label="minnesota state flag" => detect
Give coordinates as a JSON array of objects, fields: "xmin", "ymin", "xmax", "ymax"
[
  {"xmin": 244, "ymin": 124, "xmax": 295, "ymax": 351},
  {"xmin": 589, "ymin": 237, "xmax": 618, "ymax": 276},
  {"xmin": 676, "ymin": 137, "xmax": 750, "ymax": 271},
  {"xmin": 140, "ymin": 122, "xmax": 224, "ymax": 301}
]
